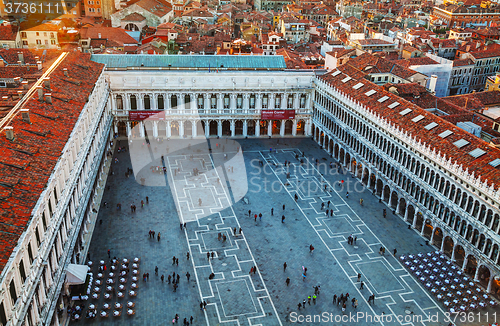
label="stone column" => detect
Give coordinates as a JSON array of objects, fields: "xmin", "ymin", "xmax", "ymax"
[
  {"xmin": 269, "ymin": 93, "xmax": 275, "ymax": 110},
  {"xmin": 281, "ymin": 93, "xmax": 288, "ymax": 110},
  {"xmin": 292, "ymin": 119, "xmax": 297, "ymax": 136},
  {"xmin": 256, "ymin": 93, "xmax": 262, "ymax": 112},
  {"xmin": 412, "ymin": 210, "xmax": 419, "ymax": 228},
  {"xmin": 243, "ymin": 120, "xmax": 248, "ymax": 137},
  {"xmin": 487, "ymin": 274, "xmax": 496, "ymax": 293},
  {"xmin": 152, "ymin": 121, "xmax": 158, "ymax": 138},
  {"xmin": 462, "ymin": 256, "xmax": 468, "ymax": 271},
  {"xmin": 280, "ymin": 120, "xmax": 285, "ymax": 136},
  {"xmin": 190, "ymin": 94, "xmax": 197, "ymax": 112},
  {"xmin": 293, "ymin": 93, "xmax": 300, "ymax": 110},
  {"xmin": 167, "ymin": 121, "xmax": 171, "ymax": 138},
  {"xmin": 256, "ymin": 121, "xmax": 260, "ymax": 136},
  {"xmin": 231, "ymin": 120, "xmax": 235, "ymax": 137},
  {"xmin": 179, "ymin": 120, "xmax": 184, "ymax": 138},
  {"xmin": 126, "ymin": 122, "xmax": 131, "ymax": 137},
  {"xmin": 474, "ymin": 265, "xmax": 481, "ymax": 281},
  {"xmin": 139, "ymin": 121, "xmax": 145, "ymax": 138},
  {"xmin": 137, "ymin": 94, "xmax": 144, "ymax": 110},
  {"xmin": 243, "ymin": 94, "xmax": 250, "ymax": 113},
  {"xmin": 451, "ymin": 244, "xmax": 456, "ymax": 261},
  {"xmin": 268, "ymin": 121, "xmax": 272, "ymax": 136},
  {"xmin": 151, "ymin": 93, "xmax": 157, "ymax": 110},
  {"xmin": 166, "ymin": 94, "xmax": 171, "ymax": 111},
  {"xmin": 230, "ymin": 94, "xmax": 237, "ymax": 111},
  {"xmin": 205, "ymin": 120, "xmax": 210, "ymax": 138},
  {"xmin": 192, "ymin": 120, "xmax": 197, "ymax": 138},
  {"xmin": 440, "ymin": 236, "xmax": 446, "ymax": 252},
  {"xmin": 420, "ymin": 220, "xmax": 426, "ymax": 235},
  {"xmin": 178, "ymin": 93, "xmax": 185, "ymax": 112},
  {"xmin": 306, "ymin": 93, "xmax": 312, "ymax": 111},
  {"xmin": 217, "ymin": 93, "xmax": 223, "ymax": 114},
  {"xmin": 204, "ymin": 93, "xmax": 210, "ymax": 113},
  {"xmin": 217, "ymin": 120, "xmax": 222, "ymax": 137},
  {"xmin": 430, "ymin": 229, "xmax": 435, "ymax": 244}
]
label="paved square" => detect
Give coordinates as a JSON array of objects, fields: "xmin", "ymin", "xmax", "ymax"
[
  {"xmin": 71, "ymin": 137, "xmax": 498, "ymax": 326},
  {"xmin": 356, "ymin": 261, "xmax": 405, "ymax": 294},
  {"xmin": 216, "ymin": 280, "xmax": 257, "ymax": 317},
  {"xmin": 323, "ymin": 216, "xmax": 357, "ymax": 235}
]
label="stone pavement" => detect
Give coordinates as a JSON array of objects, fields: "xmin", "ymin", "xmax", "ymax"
[{"xmin": 70, "ymin": 137, "xmax": 497, "ymax": 326}]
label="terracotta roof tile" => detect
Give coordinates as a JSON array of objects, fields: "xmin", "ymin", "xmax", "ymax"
[
  {"xmin": 0, "ymin": 52, "xmax": 104, "ymax": 271},
  {"xmin": 320, "ymin": 66, "xmax": 500, "ymax": 191}
]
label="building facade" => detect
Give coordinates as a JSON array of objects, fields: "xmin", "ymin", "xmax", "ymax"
[
  {"xmin": 313, "ymin": 67, "xmax": 500, "ymax": 296},
  {"xmin": 0, "ymin": 53, "xmax": 112, "ymax": 326},
  {"xmin": 89, "ymin": 55, "xmax": 316, "ymax": 139}
]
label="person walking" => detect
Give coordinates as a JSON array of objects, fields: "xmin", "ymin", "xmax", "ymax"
[
  {"xmin": 393, "ymin": 248, "xmax": 397, "ymax": 256},
  {"xmin": 327, "ymin": 200, "xmax": 330, "ymax": 207},
  {"xmin": 286, "ymin": 277, "xmax": 290, "ymax": 286},
  {"xmin": 254, "ymin": 214, "xmax": 257, "ymax": 222},
  {"xmin": 333, "ymin": 294, "xmax": 337, "ymax": 305},
  {"xmin": 259, "ymin": 213, "xmax": 262, "ymax": 221},
  {"xmin": 248, "ymin": 210, "xmax": 251, "ymax": 217},
  {"xmin": 283, "ymin": 262, "xmax": 287, "ymax": 272},
  {"xmin": 271, "ymin": 208, "xmax": 274, "ymax": 216},
  {"xmin": 186, "ymin": 272, "xmax": 191, "ymax": 282},
  {"xmin": 309, "ymin": 244, "xmax": 315, "ymax": 254},
  {"xmin": 168, "ymin": 275, "xmax": 171, "ymax": 284},
  {"xmin": 313, "ymin": 295, "xmax": 317, "ymax": 304},
  {"xmin": 187, "ymin": 252, "xmax": 190, "ymax": 260},
  {"xmin": 173, "ymin": 256, "xmax": 176, "ymax": 265},
  {"xmin": 354, "ymin": 299, "xmax": 358, "ymax": 309},
  {"xmin": 157, "ymin": 232, "xmax": 161, "ymax": 241},
  {"xmin": 357, "ymin": 273, "xmax": 361, "ymax": 282},
  {"xmin": 155, "ymin": 266, "xmax": 158, "ymax": 275},
  {"xmin": 207, "ymin": 252, "xmax": 210, "ymax": 260},
  {"xmin": 281, "ymin": 215, "xmax": 285, "ymax": 223},
  {"xmin": 346, "ymin": 192, "xmax": 349, "ymax": 198},
  {"xmin": 360, "ymin": 198, "xmax": 363, "ymax": 205},
  {"xmin": 283, "ymin": 204, "xmax": 285, "ymax": 210},
  {"xmin": 173, "ymin": 283, "xmax": 178, "ymax": 292},
  {"xmin": 108, "ymin": 249, "xmax": 110, "ymax": 258},
  {"xmin": 161, "ymin": 274, "xmax": 164, "ymax": 282}
]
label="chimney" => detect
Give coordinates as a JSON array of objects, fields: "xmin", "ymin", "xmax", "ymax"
[
  {"xmin": 20, "ymin": 109, "xmax": 30, "ymax": 123},
  {"xmin": 37, "ymin": 61, "xmax": 42, "ymax": 70},
  {"xmin": 18, "ymin": 52, "xmax": 24, "ymax": 64},
  {"xmin": 63, "ymin": 68, "xmax": 68, "ymax": 77},
  {"xmin": 5, "ymin": 126, "xmax": 14, "ymax": 141},
  {"xmin": 334, "ymin": 51, "xmax": 338, "ymax": 57},
  {"xmin": 21, "ymin": 81, "xmax": 29, "ymax": 89},
  {"xmin": 45, "ymin": 93, "xmax": 52, "ymax": 104},
  {"xmin": 37, "ymin": 86, "xmax": 43, "ymax": 101},
  {"xmin": 466, "ymin": 44, "xmax": 470, "ymax": 52},
  {"xmin": 17, "ymin": 60, "xmax": 22, "ymax": 66},
  {"xmin": 98, "ymin": 33, "xmax": 102, "ymax": 38},
  {"xmin": 13, "ymin": 77, "xmax": 20, "ymax": 85},
  {"xmin": 0, "ymin": 59, "xmax": 4, "ymax": 67},
  {"xmin": 17, "ymin": 91, "xmax": 23, "ymax": 99},
  {"xmin": 429, "ymin": 75, "xmax": 438, "ymax": 93},
  {"xmin": 43, "ymin": 77, "xmax": 50, "ymax": 89}
]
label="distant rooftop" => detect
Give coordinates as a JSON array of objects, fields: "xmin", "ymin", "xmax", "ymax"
[{"xmin": 90, "ymin": 54, "xmax": 287, "ymax": 70}]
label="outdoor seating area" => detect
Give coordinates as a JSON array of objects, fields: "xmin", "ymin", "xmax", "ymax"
[
  {"xmin": 401, "ymin": 251, "xmax": 498, "ymax": 313},
  {"xmin": 73, "ymin": 257, "xmax": 140, "ymax": 319}
]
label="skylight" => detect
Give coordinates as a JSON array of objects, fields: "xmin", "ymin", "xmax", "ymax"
[
  {"xmin": 438, "ymin": 130, "xmax": 453, "ymax": 138},
  {"xmin": 469, "ymin": 148, "xmax": 486, "ymax": 158},
  {"xmin": 378, "ymin": 96, "xmax": 389, "ymax": 103},
  {"xmin": 331, "ymin": 70, "xmax": 341, "ymax": 77},
  {"xmin": 353, "ymin": 83, "xmax": 364, "ymax": 89},
  {"xmin": 388, "ymin": 102, "xmax": 400, "ymax": 109},
  {"xmin": 453, "ymin": 139, "xmax": 470, "ymax": 148},
  {"xmin": 341, "ymin": 76, "xmax": 352, "ymax": 83},
  {"xmin": 489, "ymin": 158, "xmax": 500, "ymax": 167},
  {"xmin": 399, "ymin": 108, "xmax": 412, "ymax": 116},
  {"xmin": 412, "ymin": 115, "xmax": 425, "ymax": 123},
  {"xmin": 365, "ymin": 90, "xmax": 377, "ymax": 96},
  {"xmin": 424, "ymin": 122, "xmax": 438, "ymax": 130}
]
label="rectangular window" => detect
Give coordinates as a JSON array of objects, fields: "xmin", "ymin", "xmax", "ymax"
[
  {"xmin": 0, "ymin": 302, "xmax": 7, "ymax": 326},
  {"xmin": 22, "ymin": 40, "xmax": 28, "ymax": 45},
  {"xmin": 51, "ymin": 40, "xmax": 56, "ymax": 45},
  {"xmin": 42, "ymin": 212, "xmax": 47, "ymax": 231},
  {"xmin": 9, "ymin": 280, "xmax": 17, "ymax": 305},
  {"xmin": 36, "ymin": 40, "xmax": 41, "ymax": 45},
  {"xmin": 19, "ymin": 260, "xmax": 26, "ymax": 283},
  {"xmin": 36, "ymin": 32, "xmax": 39, "ymax": 36},
  {"xmin": 28, "ymin": 243, "xmax": 33, "ymax": 264},
  {"xmin": 21, "ymin": 32, "xmax": 27, "ymax": 38},
  {"xmin": 45, "ymin": 40, "xmax": 48, "ymax": 45},
  {"xmin": 35, "ymin": 227, "xmax": 41, "ymax": 246}
]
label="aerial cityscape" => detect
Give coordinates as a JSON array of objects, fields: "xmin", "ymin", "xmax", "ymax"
[{"xmin": 0, "ymin": 0, "xmax": 500, "ymax": 325}]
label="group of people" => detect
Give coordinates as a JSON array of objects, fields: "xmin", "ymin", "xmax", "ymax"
[{"xmin": 148, "ymin": 230, "xmax": 160, "ymax": 241}]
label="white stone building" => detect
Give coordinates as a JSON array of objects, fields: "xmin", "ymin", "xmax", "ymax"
[
  {"xmin": 0, "ymin": 53, "xmax": 112, "ymax": 326},
  {"xmin": 90, "ymin": 55, "xmax": 316, "ymax": 139},
  {"xmin": 313, "ymin": 65, "xmax": 500, "ymax": 295}
]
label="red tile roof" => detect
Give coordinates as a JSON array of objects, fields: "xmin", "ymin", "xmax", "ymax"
[
  {"xmin": 319, "ymin": 66, "xmax": 500, "ymax": 192},
  {"xmin": 0, "ymin": 25, "xmax": 19, "ymax": 41},
  {"xmin": 0, "ymin": 52, "xmax": 104, "ymax": 272}
]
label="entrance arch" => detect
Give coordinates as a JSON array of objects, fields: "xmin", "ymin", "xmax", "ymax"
[
  {"xmin": 406, "ymin": 205, "xmax": 415, "ymax": 223},
  {"xmin": 454, "ymin": 245, "xmax": 465, "ymax": 267},
  {"xmin": 235, "ymin": 120, "xmax": 243, "ymax": 135},
  {"xmin": 432, "ymin": 227, "xmax": 443, "ymax": 248},
  {"xmin": 477, "ymin": 265, "xmax": 491, "ymax": 289},
  {"xmin": 209, "ymin": 121, "xmax": 218, "ymax": 136},
  {"xmin": 183, "ymin": 120, "xmax": 192, "ymax": 138},
  {"xmin": 296, "ymin": 120, "xmax": 305, "ymax": 135},
  {"xmin": 248, "ymin": 120, "xmax": 255, "ymax": 136},
  {"xmin": 398, "ymin": 198, "xmax": 406, "ymax": 216},
  {"xmin": 272, "ymin": 120, "xmax": 281, "ymax": 135},
  {"xmin": 285, "ymin": 120, "xmax": 293, "ymax": 135},
  {"xmin": 442, "ymin": 236, "xmax": 454, "ymax": 258},
  {"xmin": 222, "ymin": 120, "xmax": 230, "ymax": 136},
  {"xmin": 170, "ymin": 121, "xmax": 179, "ymax": 137},
  {"xmin": 465, "ymin": 254, "xmax": 477, "ymax": 277},
  {"xmin": 422, "ymin": 219, "xmax": 433, "ymax": 239}
]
